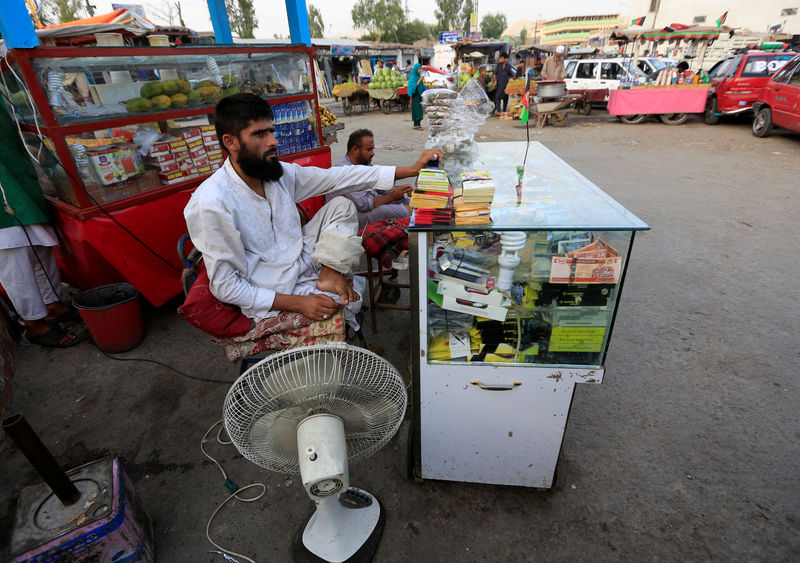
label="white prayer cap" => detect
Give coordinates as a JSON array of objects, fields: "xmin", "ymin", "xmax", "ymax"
[{"xmin": 556, "ymin": 46, "xmax": 565, "ymax": 54}]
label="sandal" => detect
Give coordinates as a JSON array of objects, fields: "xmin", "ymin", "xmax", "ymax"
[{"xmin": 26, "ymin": 324, "xmax": 79, "ymax": 348}]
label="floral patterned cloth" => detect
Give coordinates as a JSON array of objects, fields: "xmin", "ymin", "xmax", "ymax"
[{"xmin": 213, "ymin": 310, "xmax": 346, "ymax": 362}]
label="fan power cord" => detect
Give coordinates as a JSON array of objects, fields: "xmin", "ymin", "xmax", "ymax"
[
  {"xmin": 97, "ymin": 346, "xmax": 231, "ymax": 384},
  {"xmin": 202, "ymin": 420, "xmax": 266, "ymax": 563}
]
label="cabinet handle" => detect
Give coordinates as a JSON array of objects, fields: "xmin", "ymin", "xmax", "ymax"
[{"xmin": 470, "ymin": 380, "xmax": 522, "ymax": 391}]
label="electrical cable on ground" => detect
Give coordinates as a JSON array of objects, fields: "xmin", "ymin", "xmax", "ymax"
[
  {"xmin": 201, "ymin": 420, "xmax": 266, "ymax": 563},
  {"xmin": 97, "ymin": 345, "xmax": 231, "ymax": 384}
]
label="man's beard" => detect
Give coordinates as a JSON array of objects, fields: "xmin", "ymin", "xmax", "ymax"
[{"xmin": 237, "ymin": 144, "xmax": 284, "ymax": 182}]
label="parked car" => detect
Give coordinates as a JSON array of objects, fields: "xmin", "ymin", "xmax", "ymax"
[
  {"xmin": 704, "ymin": 49, "xmax": 798, "ymax": 124},
  {"xmin": 563, "ymin": 58, "xmax": 648, "ymax": 103},
  {"xmin": 752, "ymin": 54, "xmax": 800, "ymax": 136},
  {"xmin": 636, "ymin": 57, "xmax": 677, "ymax": 76},
  {"xmin": 420, "ymin": 65, "xmax": 456, "ymax": 89}
]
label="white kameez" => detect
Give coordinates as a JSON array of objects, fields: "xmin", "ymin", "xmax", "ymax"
[{"xmin": 184, "ymin": 158, "xmax": 395, "ymax": 324}]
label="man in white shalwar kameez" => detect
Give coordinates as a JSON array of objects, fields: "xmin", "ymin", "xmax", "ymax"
[{"xmin": 184, "ymin": 94, "xmax": 441, "ymax": 330}]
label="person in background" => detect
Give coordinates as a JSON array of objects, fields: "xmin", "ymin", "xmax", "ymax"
[
  {"xmin": 0, "ymin": 102, "xmax": 78, "ymax": 348},
  {"xmin": 402, "ymin": 60, "xmax": 413, "ymax": 76},
  {"xmin": 477, "ymin": 65, "xmax": 495, "ymax": 94},
  {"xmin": 375, "ymin": 59, "xmax": 385, "ymax": 73},
  {"xmin": 515, "ymin": 54, "xmax": 526, "ymax": 78},
  {"xmin": 326, "ymin": 129, "xmax": 443, "ymax": 230},
  {"xmin": 408, "ymin": 63, "xmax": 427, "ymax": 130},
  {"xmin": 542, "ymin": 45, "xmax": 567, "ymax": 81},
  {"xmin": 493, "ymin": 52, "xmax": 516, "ymax": 115}
]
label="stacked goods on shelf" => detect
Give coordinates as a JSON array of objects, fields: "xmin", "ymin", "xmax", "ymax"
[
  {"xmin": 410, "ymin": 168, "xmax": 453, "ymax": 225},
  {"xmin": 273, "ymin": 101, "xmax": 318, "ymax": 156},
  {"xmin": 453, "ymin": 171, "xmax": 494, "ymax": 225},
  {"xmin": 145, "ymin": 125, "xmax": 222, "ymax": 185}
]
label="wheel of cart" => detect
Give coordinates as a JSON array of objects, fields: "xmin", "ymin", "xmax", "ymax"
[
  {"xmin": 398, "ymin": 86, "xmax": 409, "ymax": 112},
  {"xmin": 370, "ymin": 87, "xmax": 403, "ymax": 113},
  {"xmin": 549, "ymin": 112, "xmax": 569, "ymax": 127},
  {"xmin": 659, "ymin": 113, "xmax": 689, "ymax": 125},
  {"xmin": 619, "ymin": 114, "xmax": 648, "ymax": 124},
  {"xmin": 333, "ymin": 88, "xmax": 370, "ymax": 116}
]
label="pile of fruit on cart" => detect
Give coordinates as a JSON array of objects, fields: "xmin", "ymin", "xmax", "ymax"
[
  {"xmin": 319, "ymin": 105, "xmax": 338, "ymax": 126},
  {"xmin": 368, "ymin": 67, "xmax": 407, "ymax": 90},
  {"xmin": 504, "ymin": 78, "xmax": 527, "ymax": 96},
  {"xmin": 332, "ymin": 81, "xmax": 367, "ymax": 97},
  {"xmin": 456, "ymin": 68, "xmax": 493, "ymax": 88}
]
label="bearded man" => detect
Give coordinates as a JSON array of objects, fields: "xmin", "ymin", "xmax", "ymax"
[{"xmin": 184, "ymin": 94, "xmax": 440, "ymax": 330}]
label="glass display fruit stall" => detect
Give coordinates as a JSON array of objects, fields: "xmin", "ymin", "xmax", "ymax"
[
  {"xmin": 0, "ymin": 44, "xmax": 329, "ymax": 306},
  {"xmin": 409, "ymin": 141, "xmax": 649, "ymax": 488}
]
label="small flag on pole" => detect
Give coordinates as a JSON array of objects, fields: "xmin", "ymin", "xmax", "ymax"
[
  {"xmin": 520, "ymin": 90, "xmax": 531, "ymax": 125},
  {"xmin": 715, "ymin": 11, "xmax": 728, "ymax": 27},
  {"xmin": 631, "ymin": 16, "xmax": 646, "ymax": 26}
]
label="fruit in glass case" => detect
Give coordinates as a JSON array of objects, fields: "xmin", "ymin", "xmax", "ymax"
[
  {"xmin": 194, "ymin": 79, "xmax": 216, "ymax": 89},
  {"xmin": 177, "ymin": 79, "xmax": 191, "ymax": 94},
  {"xmin": 187, "ymin": 90, "xmax": 203, "ymax": 104},
  {"xmin": 170, "ymin": 93, "xmax": 188, "ymax": 107},
  {"xmin": 197, "ymin": 86, "xmax": 224, "ymax": 103},
  {"xmin": 223, "ymin": 87, "xmax": 240, "ymax": 97},
  {"xmin": 150, "ymin": 94, "xmax": 172, "ymax": 109},
  {"xmin": 222, "ymin": 74, "xmax": 240, "ymax": 88},
  {"xmin": 162, "ymin": 79, "xmax": 179, "ymax": 95},
  {"xmin": 125, "ymin": 97, "xmax": 153, "ymax": 113},
  {"xmin": 140, "ymin": 81, "xmax": 164, "ymax": 98}
]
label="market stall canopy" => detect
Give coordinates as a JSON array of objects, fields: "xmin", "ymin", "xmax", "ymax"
[
  {"xmin": 609, "ymin": 25, "xmax": 734, "ymax": 43},
  {"xmin": 38, "ymin": 9, "xmax": 157, "ymax": 39}
]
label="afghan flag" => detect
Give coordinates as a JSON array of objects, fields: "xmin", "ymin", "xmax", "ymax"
[
  {"xmin": 520, "ymin": 89, "xmax": 531, "ymax": 125},
  {"xmin": 716, "ymin": 11, "xmax": 728, "ymax": 27},
  {"xmin": 631, "ymin": 16, "xmax": 646, "ymax": 26}
]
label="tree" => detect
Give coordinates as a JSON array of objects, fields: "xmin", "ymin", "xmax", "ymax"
[
  {"xmin": 42, "ymin": 0, "xmax": 84, "ymax": 25},
  {"xmin": 520, "ymin": 28, "xmax": 528, "ymax": 44},
  {"xmin": 480, "ymin": 12, "xmax": 507, "ymax": 40},
  {"xmin": 434, "ymin": 0, "xmax": 463, "ymax": 32},
  {"xmin": 351, "ymin": 0, "xmax": 406, "ymax": 41},
  {"xmin": 225, "ymin": 0, "xmax": 258, "ymax": 39},
  {"xmin": 395, "ymin": 19, "xmax": 431, "ymax": 44},
  {"xmin": 308, "ymin": 4, "xmax": 324, "ymax": 38}
]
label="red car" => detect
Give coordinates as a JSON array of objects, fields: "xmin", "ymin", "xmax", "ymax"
[
  {"xmin": 752, "ymin": 55, "xmax": 800, "ymax": 136},
  {"xmin": 705, "ymin": 49, "xmax": 797, "ymax": 125}
]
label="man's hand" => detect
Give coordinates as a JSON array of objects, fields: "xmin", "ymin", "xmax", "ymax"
[
  {"xmin": 394, "ymin": 149, "xmax": 445, "ymax": 180},
  {"xmin": 272, "ymin": 293, "xmax": 341, "ymax": 321},
  {"xmin": 317, "ymin": 266, "xmax": 361, "ymax": 306},
  {"xmin": 416, "ymin": 149, "xmax": 444, "ymax": 171}
]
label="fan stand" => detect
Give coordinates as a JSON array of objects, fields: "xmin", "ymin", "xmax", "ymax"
[{"xmin": 292, "ymin": 488, "xmax": 385, "ymax": 563}]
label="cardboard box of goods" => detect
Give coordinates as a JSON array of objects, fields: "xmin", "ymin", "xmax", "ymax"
[
  {"xmin": 208, "ymin": 151, "xmax": 224, "ymax": 162},
  {"xmin": 192, "ymin": 157, "xmax": 209, "ymax": 167},
  {"xmin": 202, "ymin": 133, "xmax": 219, "ymax": 145},
  {"xmin": 189, "ymin": 147, "xmax": 207, "ymax": 160},
  {"xmin": 186, "ymin": 138, "xmax": 204, "ymax": 151},
  {"xmin": 180, "ymin": 127, "xmax": 202, "ymax": 141},
  {"xmin": 159, "ymin": 170, "xmax": 184, "ymax": 185},
  {"xmin": 210, "ymin": 161, "xmax": 222, "ymax": 171},
  {"xmin": 155, "ymin": 159, "xmax": 180, "ymax": 174},
  {"xmin": 150, "ymin": 140, "xmax": 171, "ymax": 155},
  {"xmin": 167, "ymin": 138, "xmax": 187, "ymax": 152},
  {"xmin": 196, "ymin": 164, "xmax": 212, "ymax": 176},
  {"xmin": 147, "ymin": 151, "xmax": 175, "ymax": 164},
  {"xmin": 200, "ymin": 125, "xmax": 216, "ymax": 133}
]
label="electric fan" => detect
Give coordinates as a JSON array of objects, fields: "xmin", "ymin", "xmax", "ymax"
[{"xmin": 223, "ymin": 343, "xmax": 408, "ymax": 562}]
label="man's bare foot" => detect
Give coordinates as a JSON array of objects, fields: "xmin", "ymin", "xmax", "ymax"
[
  {"xmin": 24, "ymin": 319, "xmax": 78, "ymax": 347},
  {"xmin": 317, "ymin": 266, "xmax": 360, "ymax": 305}
]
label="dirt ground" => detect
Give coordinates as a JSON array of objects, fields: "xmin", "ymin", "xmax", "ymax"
[{"xmin": 1, "ymin": 105, "xmax": 799, "ymax": 562}]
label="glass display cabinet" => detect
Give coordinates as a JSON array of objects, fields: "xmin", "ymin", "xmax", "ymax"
[
  {"xmin": 410, "ymin": 141, "xmax": 649, "ymax": 488},
  {"xmin": 1, "ymin": 44, "xmax": 329, "ymax": 306}
]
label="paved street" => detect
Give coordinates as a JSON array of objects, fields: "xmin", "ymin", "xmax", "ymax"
[{"xmin": 2, "ymin": 107, "xmax": 799, "ymax": 561}]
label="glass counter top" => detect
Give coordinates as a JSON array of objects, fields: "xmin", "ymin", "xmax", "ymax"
[{"xmin": 410, "ymin": 141, "xmax": 650, "ymax": 232}]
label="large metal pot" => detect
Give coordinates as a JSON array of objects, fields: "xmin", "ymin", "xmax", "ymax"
[{"xmin": 537, "ymin": 80, "xmax": 566, "ymax": 99}]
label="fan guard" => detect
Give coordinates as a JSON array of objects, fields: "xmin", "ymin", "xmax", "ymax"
[{"xmin": 223, "ymin": 343, "xmax": 407, "ymax": 475}]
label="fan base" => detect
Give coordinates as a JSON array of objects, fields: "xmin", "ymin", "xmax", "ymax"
[{"xmin": 292, "ymin": 488, "xmax": 385, "ymax": 563}]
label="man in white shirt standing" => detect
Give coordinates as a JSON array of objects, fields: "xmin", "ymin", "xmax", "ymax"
[{"xmin": 184, "ymin": 94, "xmax": 440, "ymax": 330}]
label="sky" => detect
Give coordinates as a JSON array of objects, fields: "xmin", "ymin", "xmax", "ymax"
[{"xmin": 86, "ymin": 1, "xmax": 633, "ymax": 38}]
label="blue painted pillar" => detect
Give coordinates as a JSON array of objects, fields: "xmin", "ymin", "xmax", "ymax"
[
  {"xmin": 0, "ymin": 0, "xmax": 40, "ymax": 49},
  {"xmin": 285, "ymin": 0, "xmax": 311, "ymax": 45},
  {"xmin": 206, "ymin": 0, "xmax": 233, "ymax": 44}
]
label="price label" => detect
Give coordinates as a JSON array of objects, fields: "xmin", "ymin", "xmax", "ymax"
[{"xmin": 549, "ymin": 327, "xmax": 606, "ymax": 352}]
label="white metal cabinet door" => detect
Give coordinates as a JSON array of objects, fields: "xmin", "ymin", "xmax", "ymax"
[{"xmin": 419, "ymin": 368, "xmax": 575, "ymax": 488}]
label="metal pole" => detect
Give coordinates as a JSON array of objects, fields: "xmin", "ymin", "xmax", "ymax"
[
  {"xmin": 205, "ymin": 0, "xmax": 234, "ymax": 44},
  {"xmin": 0, "ymin": 0, "xmax": 40, "ymax": 49},
  {"xmin": 3, "ymin": 414, "xmax": 80, "ymax": 505}
]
